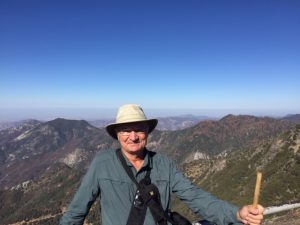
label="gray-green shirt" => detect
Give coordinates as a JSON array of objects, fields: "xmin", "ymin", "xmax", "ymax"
[{"xmin": 60, "ymin": 149, "xmax": 241, "ymax": 225}]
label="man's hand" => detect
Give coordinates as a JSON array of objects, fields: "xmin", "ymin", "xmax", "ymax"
[{"xmin": 237, "ymin": 204, "xmax": 264, "ymax": 225}]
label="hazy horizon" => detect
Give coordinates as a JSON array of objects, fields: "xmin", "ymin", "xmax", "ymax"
[{"xmin": 0, "ymin": 107, "xmax": 298, "ymax": 122}]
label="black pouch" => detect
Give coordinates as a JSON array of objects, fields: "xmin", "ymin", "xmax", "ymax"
[{"xmin": 169, "ymin": 211, "xmax": 192, "ymax": 225}]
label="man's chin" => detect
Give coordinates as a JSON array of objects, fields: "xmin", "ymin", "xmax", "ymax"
[
  {"xmin": 128, "ymin": 148, "xmax": 143, "ymax": 152},
  {"xmin": 127, "ymin": 146, "xmax": 144, "ymax": 153}
]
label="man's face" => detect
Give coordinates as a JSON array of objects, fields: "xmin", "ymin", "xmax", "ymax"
[{"xmin": 116, "ymin": 122, "xmax": 149, "ymax": 154}]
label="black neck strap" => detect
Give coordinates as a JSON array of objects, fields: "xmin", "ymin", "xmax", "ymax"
[{"xmin": 116, "ymin": 149, "xmax": 154, "ymax": 225}]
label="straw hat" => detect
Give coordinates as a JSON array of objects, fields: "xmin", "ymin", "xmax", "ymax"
[{"xmin": 106, "ymin": 104, "xmax": 158, "ymax": 139}]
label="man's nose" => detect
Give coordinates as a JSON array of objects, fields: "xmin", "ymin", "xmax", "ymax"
[{"xmin": 129, "ymin": 131, "xmax": 139, "ymax": 139}]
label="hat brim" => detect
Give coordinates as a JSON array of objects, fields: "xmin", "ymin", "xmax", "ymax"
[{"xmin": 106, "ymin": 119, "xmax": 158, "ymax": 139}]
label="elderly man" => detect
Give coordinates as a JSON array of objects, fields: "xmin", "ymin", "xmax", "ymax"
[{"xmin": 60, "ymin": 104, "xmax": 264, "ymax": 225}]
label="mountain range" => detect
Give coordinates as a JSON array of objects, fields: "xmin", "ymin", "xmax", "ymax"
[
  {"xmin": 0, "ymin": 115, "xmax": 212, "ymax": 132},
  {"xmin": 0, "ymin": 114, "xmax": 300, "ymax": 224}
]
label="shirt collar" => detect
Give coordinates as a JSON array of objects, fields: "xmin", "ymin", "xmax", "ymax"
[{"xmin": 121, "ymin": 148, "xmax": 153, "ymax": 170}]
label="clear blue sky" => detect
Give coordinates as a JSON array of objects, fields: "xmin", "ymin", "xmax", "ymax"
[{"xmin": 1, "ymin": 0, "xmax": 299, "ymax": 121}]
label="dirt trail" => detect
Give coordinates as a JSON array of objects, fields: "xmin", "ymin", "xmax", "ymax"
[{"xmin": 7, "ymin": 213, "xmax": 62, "ymax": 225}]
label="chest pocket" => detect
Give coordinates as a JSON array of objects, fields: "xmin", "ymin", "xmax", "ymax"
[{"xmin": 100, "ymin": 178, "xmax": 135, "ymax": 208}]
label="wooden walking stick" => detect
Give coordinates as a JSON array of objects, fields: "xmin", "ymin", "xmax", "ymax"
[
  {"xmin": 252, "ymin": 172, "xmax": 300, "ymax": 215},
  {"xmin": 253, "ymin": 172, "xmax": 262, "ymax": 208}
]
